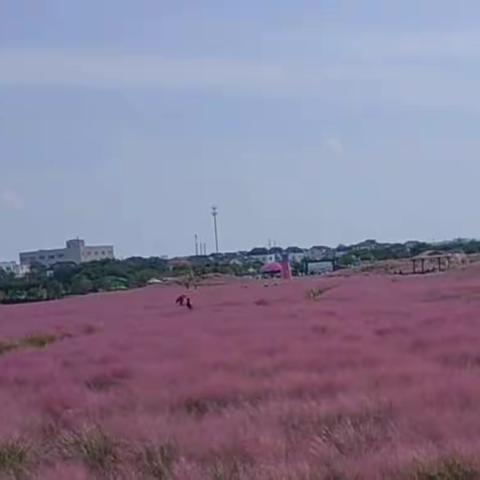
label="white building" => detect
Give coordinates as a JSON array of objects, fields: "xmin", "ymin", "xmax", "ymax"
[
  {"xmin": 0, "ymin": 261, "xmax": 30, "ymax": 277},
  {"xmin": 248, "ymin": 248, "xmax": 276, "ymax": 265},
  {"xmin": 19, "ymin": 238, "xmax": 114, "ymax": 267},
  {"xmin": 256, "ymin": 253, "xmax": 277, "ymax": 264},
  {"xmin": 307, "ymin": 260, "xmax": 334, "ymax": 275}
]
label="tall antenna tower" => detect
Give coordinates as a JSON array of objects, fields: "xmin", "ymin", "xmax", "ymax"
[
  {"xmin": 194, "ymin": 234, "xmax": 199, "ymax": 256},
  {"xmin": 211, "ymin": 206, "xmax": 219, "ymax": 253}
]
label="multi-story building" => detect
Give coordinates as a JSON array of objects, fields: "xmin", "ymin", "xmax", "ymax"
[{"xmin": 19, "ymin": 239, "xmax": 114, "ymax": 267}]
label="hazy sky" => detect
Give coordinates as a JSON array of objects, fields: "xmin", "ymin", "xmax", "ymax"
[{"xmin": 2, "ymin": 1, "xmax": 480, "ymax": 259}]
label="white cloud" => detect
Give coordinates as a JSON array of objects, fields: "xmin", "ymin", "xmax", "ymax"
[
  {"xmin": 0, "ymin": 189, "xmax": 24, "ymax": 210},
  {"xmin": 0, "ymin": 50, "xmax": 290, "ymax": 91},
  {"xmin": 0, "ymin": 41, "xmax": 479, "ymax": 111}
]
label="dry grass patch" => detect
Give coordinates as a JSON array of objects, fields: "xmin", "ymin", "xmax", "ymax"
[
  {"xmin": 183, "ymin": 395, "xmax": 240, "ymax": 417},
  {"xmin": 0, "ymin": 333, "xmax": 68, "ymax": 358},
  {"xmin": 182, "ymin": 393, "xmax": 264, "ymax": 418},
  {"xmin": 85, "ymin": 374, "xmax": 122, "ymax": 392},
  {"xmin": 136, "ymin": 442, "xmax": 177, "ymax": 480},
  {"xmin": 409, "ymin": 456, "xmax": 479, "ymax": 480},
  {"xmin": 280, "ymin": 404, "xmax": 395, "ymax": 460},
  {"xmin": 20, "ymin": 333, "xmax": 57, "ymax": 349},
  {"xmin": 207, "ymin": 448, "xmax": 254, "ymax": 480},
  {"xmin": 307, "ymin": 286, "xmax": 336, "ymax": 301},
  {"xmin": 82, "ymin": 324, "xmax": 100, "ymax": 335},
  {"xmin": 58, "ymin": 426, "xmax": 120, "ymax": 476},
  {"xmin": 312, "ymin": 408, "xmax": 395, "ymax": 456},
  {"xmin": 0, "ymin": 438, "xmax": 31, "ymax": 479},
  {"xmin": 0, "ymin": 341, "xmax": 18, "ymax": 356}
]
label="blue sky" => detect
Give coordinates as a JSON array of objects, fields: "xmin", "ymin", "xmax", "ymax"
[{"xmin": 2, "ymin": 1, "xmax": 480, "ymax": 259}]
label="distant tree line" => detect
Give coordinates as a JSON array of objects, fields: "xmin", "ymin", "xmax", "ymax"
[
  {"xmin": 0, "ymin": 257, "xmax": 168, "ymax": 304},
  {"xmin": 334, "ymin": 239, "xmax": 480, "ymax": 268},
  {"xmin": 0, "ymin": 256, "xmax": 259, "ymax": 304}
]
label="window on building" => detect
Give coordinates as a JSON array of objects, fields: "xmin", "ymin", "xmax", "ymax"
[
  {"xmin": 49, "ymin": 255, "xmax": 55, "ymax": 259},
  {"xmin": 101, "ymin": 251, "xmax": 105, "ymax": 255},
  {"xmin": 58, "ymin": 254, "xmax": 64, "ymax": 258},
  {"xmin": 39, "ymin": 256, "xmax": 45, "ymax": 260}
]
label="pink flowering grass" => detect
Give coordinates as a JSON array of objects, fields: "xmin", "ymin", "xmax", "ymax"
[{"xmin": 2, "ymin": 269, "xmax": 480, "ymax": 478}]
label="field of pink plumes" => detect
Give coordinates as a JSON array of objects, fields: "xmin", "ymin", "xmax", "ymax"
[{"xmin": 2, "ymin": 268, "xmax": 480, "ymax": 478}]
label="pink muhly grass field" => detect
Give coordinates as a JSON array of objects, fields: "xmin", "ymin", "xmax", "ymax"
[{"xmin": 2, "ymin": 269, "xmax": 480, "ymax": 479}]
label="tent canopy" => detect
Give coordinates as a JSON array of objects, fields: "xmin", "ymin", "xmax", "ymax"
[{"xmin": 260, "ymin": 262, "xmax": 283, "ymax": 274}]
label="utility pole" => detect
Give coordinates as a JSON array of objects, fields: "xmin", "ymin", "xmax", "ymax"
[
  {"xmin": 211, "ymin": 206, "xmax": 219, "ymax": 253},
  {"xmin": 194, "ymin": 234, "xmax": 199, "ymax": 256}
]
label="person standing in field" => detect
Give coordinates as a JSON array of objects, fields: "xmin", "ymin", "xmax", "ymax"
[{"xmin": 175, "ymin": 294, "xmax": 186, "ymax": 306}]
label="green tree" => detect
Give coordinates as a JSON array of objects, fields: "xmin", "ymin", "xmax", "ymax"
[
  {"xmin": 46, "ymin": 280, "xmax": 64, "ymax": 299},
  {"xmin": 71, "ymin": 275, "xmax": 94, "ymax": 295},
  {"xmin": 95, "ymin": 276, "xmax": 128, "ymax": 291},
  {"xmin": 133, "ymin": 269, "xmax": 161, "ymax": 287}
]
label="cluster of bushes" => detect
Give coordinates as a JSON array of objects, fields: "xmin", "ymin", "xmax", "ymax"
[{"xmin": 0, "ymin": 257, "xmax": 172, "ymax": 304}]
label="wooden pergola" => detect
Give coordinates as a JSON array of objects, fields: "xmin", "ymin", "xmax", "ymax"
[{"xmin": 411, "ymin": 252, "xmax": 453, "ymax": 274}]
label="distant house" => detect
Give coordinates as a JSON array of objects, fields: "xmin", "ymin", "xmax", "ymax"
[
  {"xmin": 268, "ymin": 247, "xmax": 284, "ymax": 261},
  {"xmin": 248, "ymin": 247, "xmax": 276, "ymax": 264},
  {"xmin": 285, "ymin": 246, "xmax": 305, "ymax": 264},
  {"xmin": 307, "ymin": 245, "xmax": 332, "ymax": 260},
  {"xmin": 335, "ymin": 245, "xmax": 350, "ymax": 258}
]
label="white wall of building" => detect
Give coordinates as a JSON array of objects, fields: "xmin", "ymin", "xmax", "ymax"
[
  {"xmin": 307, "ymin": 261, "xmax": 334, "ymax": 275},
  {"xmin": 81, "ymin": 246, "xmax": 115, "ymax": 262},
  {"xmin": 20, "ymin": 239, "xmax": 115, "ymax": 267},
  {"xmin": 250, "ymin": 254, "xmax": 276, "ymax": 264}
]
